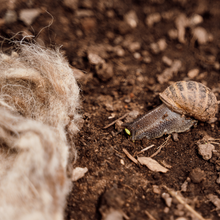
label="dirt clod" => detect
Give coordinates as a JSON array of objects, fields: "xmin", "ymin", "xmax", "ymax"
[{"xmin": 189, "ymin": 168, "xmax": 206, "ymax": 184}]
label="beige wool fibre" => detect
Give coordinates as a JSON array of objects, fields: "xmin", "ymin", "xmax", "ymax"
[
  {"xmin": 0, "ymin": 107, "xmax": 71, "ymax": 220},
  {"xmin": 0, "ymin": 43, "xmax": 82, "ymax": 220},
  {"xmin": 0, "ymin": 43, "xmax": 82, "ymax": 139}
]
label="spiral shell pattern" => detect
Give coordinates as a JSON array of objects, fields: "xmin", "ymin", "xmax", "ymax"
[{"xmin": 159, "ymin": 81, "xmax": 218, "ymax": 121}]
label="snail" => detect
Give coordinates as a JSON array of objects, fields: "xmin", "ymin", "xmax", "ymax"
[{"xmin": 124, "ymin": 81, "xmax": 218, "ymax": 141}]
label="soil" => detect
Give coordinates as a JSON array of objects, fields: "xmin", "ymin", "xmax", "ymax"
[{"xmin": 1, "ymin": 0, "xmax": 220, "ymax": 219}]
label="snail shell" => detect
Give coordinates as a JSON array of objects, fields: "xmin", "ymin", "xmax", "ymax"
[
  {"xmin": 124, "ymin": 81, "xmax": 218, "ymax": 141},
  {"xmin": 159, "ymin": 81, "xmax": 218, "ymax": 121}
]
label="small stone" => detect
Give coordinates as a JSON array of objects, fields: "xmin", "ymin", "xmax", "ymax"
[
  {"xmin": 214, "ymin": 62, "xmax": 220, "ymax": 70},
  {"xmin": 162, "ymin": 56, "xmax": 173, "ymax": 66},
  {"xmin": 198, "ymin": 143, "xmax": 215, "ymax": 160},
  {"xmin": 172, "ymin": 133, "xmax": 179, "ymax": 142},
  {"xmin": 157, "ymin": 39, "xmax": 167, "ymax": 52},
  {"xmin": 96, "ymin": 63, "xmax": 114, "ymax": 82},
  {"xmin": 163, "ymin": 207, "xmax": 169, "ymax": 214},
  {"xmin": 143, "ymin": 56, "xmax": 152, "ymax": 64},
  {"xmin": 124, "ymin": 10, "xmax": 138, "ymax": 28},
  {"xmin": 114, "ymin": 46, "xmax": 125, "ymax": 57},
  {"xmin": 152, "ymin": 185, "xmax": 161, "ymax": 194},
  {"xmin": 72, "ymin": 167, "xmax": 88, "ymax": 181},
  {"xmin": 63, "ymin": 0, "xmax": 78, "ymax": 10},
  {"xmin": 216, "ymin": 175, "xmax": 220, "ymax": 184},
  {"xmin": 189, "ymin": 14, "xmax": 203, "ymax": 26},
  {"xmin": 187, "ymin": 68, "xmax": 199, "ymax": 79},
  {"xmin": 150, "ymin": 42, "xmax": 160, "ymax": 54},
  {"xmin": 192, "ymin": 27, "xmax": 209, "ymax": 45},
  {"xmin": 120, "ymin": 159, "xmax": 125, "ymax": 165},
  {"xmin": 128, "ymin": 42, "xmax": 141, "ymax": 52},
  {"xmin": 150, "ymin": 39, "xmax": 167, "ymax": 54},
  {"xmin": 189, "ymin": 167, "xmax": 205, "ymax": 183},
  {"xmin": 146, "ymin": 12, "xmax": 161, "ymax": 27},
  {"xmin": 157, "ymin": 68, "xmax": 173, "ymax": 84},
  {"xmin": 19, "ymin": 9, "xmax": 41, "ymax": 26},
  {"xmin": 103, "ymin": 210, "xmax": 123, "ymax": 220},
  {"xmin": 133, "ymin": 52, "xmax": 141, "ymax": 59},
  {"xmin": 162, "ymin": 192, "xmax": 172, "ymax": 207},
  {"xmin": 4, "ymin": 10, "xmax": 17, "ymax": 24},
  {"xmin": 176, "ymin": 218, "xmax": 188, "ymax": 220},
  {"xmin": 88, "ymin": 53, "xmax": 105, "ymax": 65},
  {"xmin": 168, "ymin": 29, "xmax": 178, "ymax": 40}
]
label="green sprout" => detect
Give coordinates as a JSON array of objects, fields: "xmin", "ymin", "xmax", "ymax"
[{"xmin": 125, "ymin": 128, "xmax": 131, "ymax": 136}]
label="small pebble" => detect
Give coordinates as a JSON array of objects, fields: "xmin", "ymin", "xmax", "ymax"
[
  {"xmin": 172, "ymin": 133, "xmax": 179, "ymax": 142},
  {"xmin": 143, "ymin": 56, "xmax": 152, "ymax": 64},
  {"xmin": 163, "ymin": 207, "xmax": 169, "ymax": 214},
  {"xmin": 104, "ymin": 210, "xmax": 123, "ymax": 220},
  {"xmin": 162, "ymin": 56, "xmax": 173, "ymax": 66},
  {"xmin": 157, "ymin": 39, "xmax": 167, "ymax": 51},
  {"xmin": 189, "ymin": 167, "xmax": 205, "ymax": 183},
  {"xmin": 124, "ymin": 10, "xmax": 138, "ymax": 28},
  {"xmin": 63, "ymin": 0, "xmax": 78, "ymax": 10},
  {"xmin": 168, "ymin": 29, "xmax": 178, "ymax": 40},
  {"xmin": 120, "ymin": 159, "xmax": 125, "ymax": 165},
  {"xmin": 192, "ymin": 27, "xmax": 209, "ymax": 45},
  {"xmin": 146, "ymin": 12, "xmax": 161, "ymax": 27},
  {"xmin": 128, "ymin": 42, "xmax": 141, "ymax": 52},
  {"xmin": 187, "ymin": 68, "xmax": 199, "ymax": 79},
  {"xmin": 152, "ymin": 185, "xmax": 161, "ymax": 194},
  {"xmin": 19, "ymin": 9, "xmax": 41, "ymax": 26},
  {"xmin": 161, "ymin": 192, "xmax": 172, "ymax": 207},
  {"xmin": 96, "ymin": 62, "xmax": 114, "ymax": 81},
  {"xmin": 198, "ymin": 143, "xmax": 215, "ymax": 160},
  {"xmin": 88, "ymin": 53, "xmax": 104, "ymax": 65},
  {"xmin": 134, "ymin": 52, "xmax": 141, "ymax": 59},
  {"xmin": 72, "ymin": 167, "xmax": 88, "ymax": 181}
]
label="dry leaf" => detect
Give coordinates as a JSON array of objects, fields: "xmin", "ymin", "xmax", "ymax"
[{"xmin": 137, "ymin": 157, "xmax": 169, "ymax": 173}]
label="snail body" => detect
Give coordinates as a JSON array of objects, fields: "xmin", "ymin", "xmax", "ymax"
[{"xmin": 124, "ymin": 81, "xmax": 218, "ymax": 141}]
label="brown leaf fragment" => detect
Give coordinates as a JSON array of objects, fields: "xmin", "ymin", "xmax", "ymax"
[{"xmin": 137, "ymin": 157, "xmax": 169, "ymax": 173}]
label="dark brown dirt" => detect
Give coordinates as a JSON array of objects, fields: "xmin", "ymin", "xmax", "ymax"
[{"xmin": 1, "ymin": 0, "xmax": 220, "ymax": 219}]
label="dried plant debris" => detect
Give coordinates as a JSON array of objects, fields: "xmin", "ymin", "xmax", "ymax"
[
  {"xmin": 0, "ymin": 107, "xmax": 72, "ymax": 220},
  {"xmin": 207, "ymin": 194, "xmax": 220, "ymax": 216},
  {"xmin": 0, "ymin": 43, "xmax": 82, "ymax": 138},
  {"xmin": 137, "ymin": 157, "xmax": 169, "ymax": 173}
]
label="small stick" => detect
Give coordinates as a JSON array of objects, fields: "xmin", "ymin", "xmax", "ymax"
[
  {"xmin": 137, "ymin": 144, "xmax": 155, "ymax": 154},
  {"xmin": 163, "ymin": 185, "xmax": 207, "ymax": 220},
  {"xmin": 145, "ymin": 210, "xmax": 157, "ymax": 220},
  {"xmin": 123, "ymin": 148, "xmax": 138, "ymax": 164},
  {"xmin": 104, "ymin": 112, "xmax": 129, "ymax": 129},
  {"xmin": 150, "ymin": 135, "xmax": 171, "ymax": 158}
]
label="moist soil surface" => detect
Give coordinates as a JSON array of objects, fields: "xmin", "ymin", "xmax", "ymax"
[{"xmin": 1, "ymin": 0, "xmax": 220, "ymax": 219}]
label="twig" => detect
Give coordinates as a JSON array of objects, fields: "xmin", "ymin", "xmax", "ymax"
[
  {"xmin": 163, "ymin": 185, "xmax": 207, "ymax": 220},
  {"xmin": 145, "ymin": 210, "xmax": 157, "ymax": 220},
  {"xmin": 104, "ymin": 112, "xmax": 129, "ymax": 129},
  {"xmin": 137, "ymin": 144, "xmax": 155, "ymax": 154},
  {"xmin": 150, "ymin": 135, "xmax": 171, "ymax": 158},
  {"xmin": 123, "ymin": 148, "xmax": 138, "ymax": 164}
]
